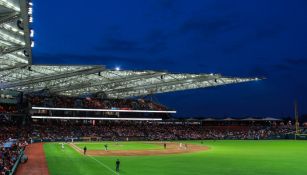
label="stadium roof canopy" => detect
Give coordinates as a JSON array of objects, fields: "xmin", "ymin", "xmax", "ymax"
[{"xmin": 0, "ymin": 0, "xmax": 260, "ymax": 99}]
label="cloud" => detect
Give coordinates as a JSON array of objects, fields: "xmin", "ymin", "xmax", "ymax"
[
  {"xmin": 179, "ymin": 15, "xmax": 239, "ymax": 38},
  {"xmin": 248, "ymin": 57, "xmax": 307, "ymax": 77},
  {"xmin": 144, "ymin": 29, "xmax": 170, "ymax": 53},
  {"xmin": 254, "ymin": 24, "xmax": 285, "ymax": 40},
  {"xmin": 95, "ymin": 28, "xmax": 171, "ymax": 55},
  {"xmin": 145, "ymin": 29, "xmax": 168, "ymax": 42},
  {"xmin": 222, "ymin": 41, "xmax": 246, "ymax": 54},
  {"xmin": 222, "ymin": 23, "xmax": 285, "ymax": 54},
  {"xmin": 33, "ymin": 53, "xmax": 144, "ymax": 65},
  {"xmin": 158, "ymin": 0, "xmax": 175, "ymax": 10},
  {"xmin": 33, "ymin": 53, "xmax": 177, "ymax": 70},
  {"xmin": 271, "ymin": 63, "xmax": 291, "ymax": 72},
  {"xmin": 95, "ymin": 38, "xmax": 143, "ymax": 52},
  {"xmin": 269, "ymin": 58, "xmax": 307, "ymax": 72},
  {"xmin": 247, "ymin": 66, "xmax": 269, "ymax": 77},
  {"xmin": 285, "ymin": 58, "xmax": 307, "ymax": 66}
]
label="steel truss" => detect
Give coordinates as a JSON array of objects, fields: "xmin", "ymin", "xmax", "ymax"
[{"xmin": 0, "ymin": 0, "xmax": 32, "ymax": 69}]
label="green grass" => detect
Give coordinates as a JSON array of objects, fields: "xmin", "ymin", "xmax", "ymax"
[
  {"xmin": 74, "ymin": 141, "xmax": 163, "ymax": 151},
  {"xmin": 44, "ymin": 140, "xmax": 307, "ymax": 175}
]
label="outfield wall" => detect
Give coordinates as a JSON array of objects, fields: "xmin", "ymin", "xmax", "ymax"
[{"xmin": 30, "ymin": 133, "xmax": 307, "ymax": 143}]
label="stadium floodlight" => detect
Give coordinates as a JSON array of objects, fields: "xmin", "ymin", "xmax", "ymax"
[
  {"xmin": 115, "ymin": 66, "xmax": 121, "ymax": 71},
  {"xmin": 31, "ymin": 41, "xmax": 34, "ymax": 47},
  {"xmin": 31, "ymin": 116, "xmax": 162, "ymax": 121},
  {"xmin": 32, "ymin": 107, "xmax": 177, "ymax": 114},
  {"xmin": 30, "ymin": 29, "xmax": 34, "ymax": 37},
  {"xmin": 28, "ymin": 7, "xmax": 32, "ymax": 14}
]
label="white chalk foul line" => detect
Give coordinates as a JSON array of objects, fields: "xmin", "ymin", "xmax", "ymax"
[
  {"xmin": 69, "ymin": 143, "xmax": 118, "ymax": 175},
  {"xmin": 88, "ymin": 155, "xmax": 118, "ymax": 175},
  {"xmin": 69, "ymin": 143, "xmax": 82, "ymax": 152}
]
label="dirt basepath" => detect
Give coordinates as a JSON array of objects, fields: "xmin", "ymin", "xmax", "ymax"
[
  {"xmin": 16, "ymin": 143, "xmax": 49, "ymax": 175},
  {"xmin": 70, "ymin": 142, "xmax": 209, "ymax": 156}
]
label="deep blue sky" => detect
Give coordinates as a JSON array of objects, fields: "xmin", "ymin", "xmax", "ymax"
[{"xmin": 31, "ymin": 0, "xmax": 307, "ymax": 118}]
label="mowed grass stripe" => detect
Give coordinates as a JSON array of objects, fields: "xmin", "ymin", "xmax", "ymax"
[
  {"xmin": 87, "ymin": 156, "xmax": 118, "ymax": 175},
  {"xmin": 44, "ymin": 143, "xmax": 115, "ymax": 175},
  {"xmin": 69, "ymin": 143, "xmax": 118, "ymax": 175},
  {"xmin": 44, "ymin": 140, "xmax": 307, "ymax": 175}
]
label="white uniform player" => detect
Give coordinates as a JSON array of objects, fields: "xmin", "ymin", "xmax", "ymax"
[{"xmin": 61, "ymin": 143, "xmax": 64, "ymax": 149}]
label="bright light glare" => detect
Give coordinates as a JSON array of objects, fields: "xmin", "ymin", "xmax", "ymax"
[
  {"xmin": 28, "ymin": 7, "xmax": 32, "ymax": 14},
  {"xmin": 115, "ymin": 66, "xmax": 120, "ymax": 71},
  {"xmin": 32, "ymin": 107, "xmax": 177, "ymax": 114},
  {"xmin": 31, "ymin": 41, "xmax": 35, "ymax": 47},
  {"xmin": 30, "ymin": 29, "xmax": 34, "ymax": 37},
  {"xmin": 31, "ymin": 116, "xmax": 162, "ymax": 121}
]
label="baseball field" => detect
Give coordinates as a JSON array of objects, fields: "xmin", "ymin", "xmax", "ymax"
[{"xmin": 43, "ymin": 140, "xmax": 307, "ymax": 175}]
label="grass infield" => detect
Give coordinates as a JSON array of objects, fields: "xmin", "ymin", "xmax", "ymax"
[{"xmin": 44, "ymin": 140, "xmax": 307, "ymax": 175}]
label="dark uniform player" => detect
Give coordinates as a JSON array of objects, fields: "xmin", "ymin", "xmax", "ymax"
[
  {"xmin": 104, "ymin": 144, "xmax": 108, "ymax": 151},
  {"xmin": 116, "ymin": 159, "xmax": 120, "ymax": 172},
  {"xmin": 84, "ymin": 146, "xmax": 87, "ymax": 155},
  {"xmin": 164, "ymin": 143, "xmax": 166, "ymax": 149}
]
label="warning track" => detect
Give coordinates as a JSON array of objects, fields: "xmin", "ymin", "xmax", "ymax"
[{"xmin": 15, "ymin": 143, "xmax": 49, "ymax": 175}]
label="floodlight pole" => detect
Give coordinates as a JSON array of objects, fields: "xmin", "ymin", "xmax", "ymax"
[{"xmin": 294, "ymin": 100, "xmax": 299, "ymax": 140}]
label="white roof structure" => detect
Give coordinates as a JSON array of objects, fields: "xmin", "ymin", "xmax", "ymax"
[
  {"xmin": 223, "ymin": 117, "xmax": 237, "ymax": 121},
  {"xmin": 262, "ymin": 117, "xmax": 281, "ymax": 121},
  {"xmin": 0, "ymin": 0, "xmax": 32, "ymax": 67},
  {"xmin": 241, "ymin": 117, "xmax": 261, "ymax": 121},
  {"xmin": 0, "ymin": 0, "xmax": 260, "ymax": 99}
]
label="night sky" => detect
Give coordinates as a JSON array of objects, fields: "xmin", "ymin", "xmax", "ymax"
[{"xmin": 31, "ymin": 0, "xmax": 307, "ymax": 118}]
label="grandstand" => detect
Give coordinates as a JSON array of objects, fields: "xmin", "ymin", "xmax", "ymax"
[{"xmin": 2, "ymin": 2, "xmax": 307, "ymax": 175}]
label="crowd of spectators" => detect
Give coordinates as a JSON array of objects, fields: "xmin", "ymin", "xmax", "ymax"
[
  {"xmin": 0, "ymin": 121, "xmax": 28, "ymax": 175},
  {"xmin": 27, "ymin": 121, "xmax": 295, "ymax": 141},
  {"xmin": 0, "ymin": 104, "xmax": 17, "ymax": 114},
  {"xmin": 28, "ymin": 95, "xmax": 168, "ymax": 111}
]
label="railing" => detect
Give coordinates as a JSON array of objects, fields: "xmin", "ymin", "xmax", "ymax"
[{"xmin": 9, "ymin": 149, "xmax": 24, "ymax": 175}]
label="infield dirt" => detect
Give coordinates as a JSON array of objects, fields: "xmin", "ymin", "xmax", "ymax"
[{"xmin": 70, "ymin": 142, "xmax": 209, "ymax": 156}]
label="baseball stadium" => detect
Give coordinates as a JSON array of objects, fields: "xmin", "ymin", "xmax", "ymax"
[{"xmin": 1, "ymin": 0, "xmax": 307, "ymax": 175}]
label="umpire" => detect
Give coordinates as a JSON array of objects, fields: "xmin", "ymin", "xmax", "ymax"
[
  {"xmin": 116, "ymin": 159, "xmax": 120, "ymax": 172},
  {"xmin": 83, "ymin": 146, "xmax": 87, "ymax": 155}
]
